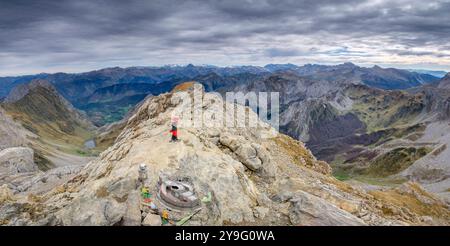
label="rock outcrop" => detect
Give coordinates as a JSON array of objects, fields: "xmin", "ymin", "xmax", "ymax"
[
  {"xmin": 438, "ymin": 73, "xmax": 450, "ymax": 89},
  {"xmin": 0, "ymin": 147, "xmax": 36, "ymax": 174},
  {"xmin": 289, "ymin": 191, "xmax": 365, "ymax": 226},
  {"xmin": 1, "ymin": 83, "xmax": 449, "ymax": 226},
  {"xmin": 0, "ymin": 107, "xmax": 33, "ymax": 150}
]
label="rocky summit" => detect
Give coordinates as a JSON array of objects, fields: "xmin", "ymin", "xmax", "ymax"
[
  {"xmin": 1, "ymin": 83, "xmax": 449, "ymax": 226},
  {"xmin": 438, "ymin": 73, "xmax": 450, "ymax": 89}
]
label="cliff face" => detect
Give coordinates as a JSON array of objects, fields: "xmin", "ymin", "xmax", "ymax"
[
  {"xmin": 0, "ymin": 106, "xmax": 33, "ymax": 150},
  {"xmin": 438, "ymin": 73, "xmax": 450, "ymax": 89},
  {"xmin": 1, "ymin": 83, "xmax": 449, "ymax": 226}
]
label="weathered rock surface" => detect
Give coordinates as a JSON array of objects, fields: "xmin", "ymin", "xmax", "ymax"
[
  {"xmin": 142, "ymin": 213, "xmax": 162, "ymax": 226},
  {"xmin": 0, "ymin": 107, "xmax": 33, "ymax": 150},
  {"xmin": 57, "ymin": 197, "xmax": 126, "ymax": 226},
  {"xmin": 289, "ymin": 191, "xmax": 365, "ymax": 226},
  {"xmin": 0, "ymin": 147, "xmax": 36, "ymax": 174},
  {"xmin": 438, "ymin": 73, "xmax": 450, "ymax": 89},
  {"xmin": 0, "ymin": 184, "xmax": 14, "ymax": 203},
  {"xmin": 122, "ymin": 191, "xmax": 142, "ymax": 226}
]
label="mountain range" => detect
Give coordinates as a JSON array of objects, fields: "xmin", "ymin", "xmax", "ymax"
[
  {"xmin": 408, "ymin": 69, "xmax": 449, "ymax": 78},
  {"xmin": 0, "ymin": 63, "xmax": 441, "ymax": 125},
  {"xmin": 1, "ymin": 63, "xmax": 450, "ymax": 226}
]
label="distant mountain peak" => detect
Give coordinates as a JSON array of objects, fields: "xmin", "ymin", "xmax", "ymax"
[
  {"xmin": 264, "ymin": 63, "xmax": 298, "ymax": 72},
  {"xmin": 343, "ymin": 62, "xmax": 356, "ymax": 66},
  {"xmin": 4, "ymin": 79, "xmax": 55, "ymax": 103},
  {"xmin": 438, "ymin": 72, "xmax": 450, "ymax": 89}
]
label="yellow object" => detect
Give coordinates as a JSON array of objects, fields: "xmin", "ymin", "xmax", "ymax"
[
  {"xmin": 141, "ymin": 187, "xmax": 149, "ymax": 193},
  {"xmin": 162, "ymin": 210, "xmax": 169, "ymax": 220}
]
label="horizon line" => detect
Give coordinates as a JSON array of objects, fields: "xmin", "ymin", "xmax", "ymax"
[{"xmin": 0, "ymin": 62, "xmax": 448, "ymax": 78}]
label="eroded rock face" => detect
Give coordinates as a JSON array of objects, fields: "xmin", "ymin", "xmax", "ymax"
[
  {"xmin": 0, "ymin": 107, "xmax": 33, "ymax": 150},
  {"xmin": 57, "ymin": 197, "xmax": 126, "ymax": 226},
  {"xmin": 122, "ymin": 191, "xmax": 141, "ymax": 226},
  {"xmin": 2, "ymin": 83, "xmax": 449, "ymax": 226},
  {"xmin": 0, "ymin": 185, "xmax": 14, "ymax": 203},
  {"xmin": 289, "ymin": 191, "xmax": 366, "ymax": 226},
  {"xmin": 0, "ymin": 147, "xmax": 36, "ymax": 174}
]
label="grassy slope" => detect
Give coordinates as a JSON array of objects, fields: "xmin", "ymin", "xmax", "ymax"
[
  {"xmin": 3, "ymin": 86, "xmax": 96, "ymax": 158},
  {"xmin": 330, "ymin": 86, "xmax": 433, "ymax": 183},
  {"xmin": 345, "ymin": 85, "xmax": 424, "ymax": 132},
  {"xmin": 365, "ymin": 147, "xmax": 431, "ymax": 177}
]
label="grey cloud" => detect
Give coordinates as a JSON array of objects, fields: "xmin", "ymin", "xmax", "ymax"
[
  {"xmin": 265, "ymin": 48, "xmax": 304, "ymax": 57},
  {"xmin": 0, "ymin": 0, "xmax": 449, "ymax": 75}
]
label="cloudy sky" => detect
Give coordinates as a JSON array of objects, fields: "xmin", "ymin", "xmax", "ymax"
[{"xmin": 0, "ymin": 0, "xmax": 449, "ymax": 76}]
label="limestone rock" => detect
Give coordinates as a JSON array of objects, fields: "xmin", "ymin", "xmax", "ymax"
[
  {"xmin": 57, "ymin": 197, "xmax": 126, "ymax": 226},
  {"xmin": 0, "ymin": 147, "xmax": 36, "ymax": 174},
  {"xmin": 235, "ymin": 144, "xmax": 262, "ymax": 171},
  {"xmin": 142, "ymin": 213, "xmax": 161, "ymax": 226},
  {"xmin": 122, "ymin": 191, "xmax": 142, "ymax": 226},
  {"xmin": 0, "ymin": 107, "xmax": 32, "ymax": 150},
  {"xmin": 0, "ymin": 184, "xmax": 14, "ymax": 203},
  {"xmin": 4, "ymin": 165, "xmax": 82, "ymax": 194},
  {"xmin": 253, "ymin": 206, "xmax": 269, "ymax": 219},
  {"xmin": 289, "ymin": 191, "xmax": 366, "ymax": 226},
  {"xmin": 219, "ymin": 134, "xmax": 240, "ymax": 151}
]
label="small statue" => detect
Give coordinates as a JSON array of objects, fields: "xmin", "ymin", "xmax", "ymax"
[{"xmin": 138, "ymin": 163, "xmax": 148, "ymax": 187}]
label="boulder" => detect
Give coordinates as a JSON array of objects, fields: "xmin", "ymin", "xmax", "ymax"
[
  {"xmin": 219, "ymin": 135, "xmax": 269, "ymax": 171},
  {"xmin": 0, "ymin": 147, "xmax": 36, "ymax": 174},
  {"xmin": 235, "ymin": 144, "xmax": 262, "ymax": 171},
  {"xmin": 253, "ymin": 206, "xmax": 269, "ymax": 219},
  {"xmin": 57, "ymin": 197, "xmax": 126, "ymax": 226},
  {"xmin": 122, "ymin": 191, "xmax": 142, "ymax": 226},
  {"xmin": 142, "ymin": 213, "xmax": 161, "ymax": 226},
  {"xmin": 289, "ymin": 191, "xmax": 366, "ymax": 226},
  {"xmin": 219, "ymin": 134, "xmax": 240, "ymax": 151}
]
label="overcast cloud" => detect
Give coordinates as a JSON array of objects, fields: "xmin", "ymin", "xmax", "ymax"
[{"xmin": 0, "ymin": 0, "xmax": 449, "ymax": 75}]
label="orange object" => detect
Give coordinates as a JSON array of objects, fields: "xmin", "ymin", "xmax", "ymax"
[{"xmin": 162, "ymin": 210, "xmax": 169, "ymax": 220}]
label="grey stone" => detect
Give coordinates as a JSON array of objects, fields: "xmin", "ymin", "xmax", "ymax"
[
  {"xmin": 289, "ymin": 191, "xmax": 366, "ymax": 226},
  {"xmin": 142, "ymin": 213, "xmax": 161, "ymax": 226},
  {"xmin": 0, "ymin": 147, "xmax": 36, "ymax": 174},
  {"xmin": 122, "ymin": 191, "xmax": 142, "ymax": 226}
]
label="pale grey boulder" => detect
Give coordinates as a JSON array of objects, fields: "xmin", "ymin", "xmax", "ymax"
[
  {"xmin": 142, "ymin": 213, "xmax": 162, "ymax": 226},
  {"xmin": 289, "ymin": 191, "xmax": 366, "ymax": 226},
  {"xmin": 57, "ymin": 197, "xmax": 126, "ymax": 226},
  {"xmin": 0, "ymin": 147, "xmax": 37, "ymax": 174},
  {"xmin": 122, "ymin": 191, "xmax": 142, "ymax": 226},
  {"xmin": 235, "ymin": 143, "xmax": 262, "ymax": 171}
]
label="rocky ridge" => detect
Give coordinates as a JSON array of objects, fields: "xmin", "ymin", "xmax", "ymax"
[
  {"xmin": 438, "ymin": 73, "xmax": 450, "ymax": 89},
  {"xmin": 0, "ymin": 83, "xmax": 449, "ymax": 226}
]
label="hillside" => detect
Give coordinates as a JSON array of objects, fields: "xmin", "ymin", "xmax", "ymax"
[
  {"xmin": 1, "ymin": 80, "xmax": 98, "ymax": 165},
  {"xmin": 1, "ymin": 83, "xmax": 448, "ymax": 226},
  {"xmin": 276, "ymin": 80, "xmax": 450, "ymax": 202}
]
